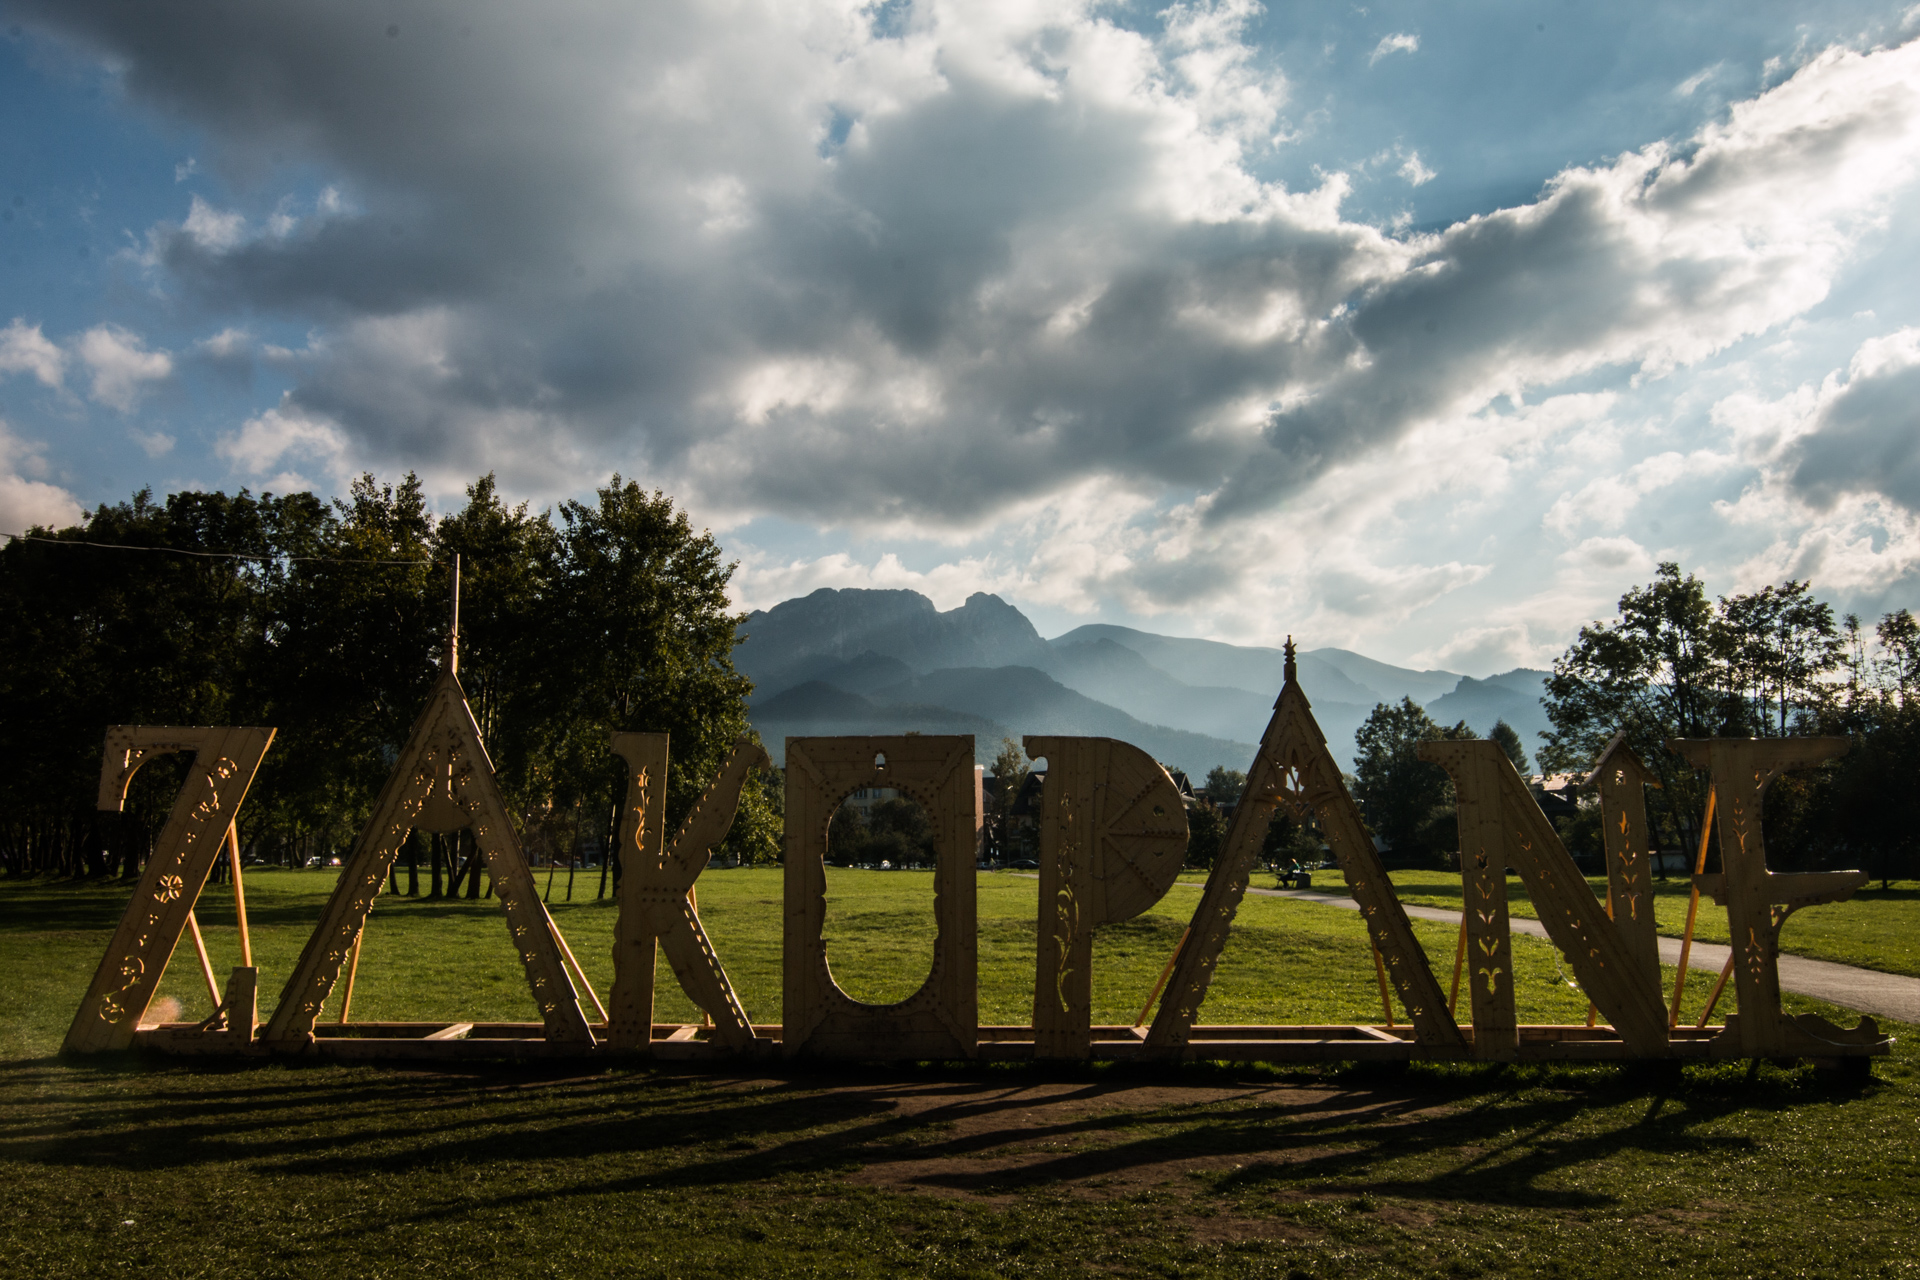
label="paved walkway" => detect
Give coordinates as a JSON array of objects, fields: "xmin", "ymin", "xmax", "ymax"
[{"xmin": 1242, "ymin": 883, "xmax": 1920, "ymax": 1025}]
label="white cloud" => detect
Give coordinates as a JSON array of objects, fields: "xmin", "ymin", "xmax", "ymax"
[
  {"xmin": 130, "ymin": 428, "xmax": 175, "ymax": 458},
  {"xmin": 1369, "ymin": 33, "xmax": 1419, "ymax": 65},
  {"xmin": 216, "ymin": 396, "xmax": 351, "ymax": 488},
  {"xmin": 1675, "ymin": 63, "xmax": 1723, "ymax": 97},
  {"xmin": 197, "ymin": 327, "xmax": 251, "ymax": 359},
  {"xmin": 18, "ymin": 6, "xmax": 1920, "ymax": 654},
  {"xmin": 1781, "ymin": 327, "xmax": 1920, "ymax": 511},
  {"xmin": 75, "ymin": 325, "xmax": 173, "ymax": 411},
  {"xmin": 1397, "ymin": 151, "xmax": 1435, "ymax": 185},
  {"xmin": 1542, "ymin": 449, "xmax": 1733, "ymax": 538},
  {"xmin": 180, "ymin": 194, "xmax": 244, "ymax": 251},
  {"xmin": 1686, "ymin": 327, "xmax": 1920, "ymax": 615},
  {"xmin": 0, "ymin": 319, "xmax": 67, "ymax": 389},
  {"xmin": 0, "ymin": 423, "xmax": 85, "ymax": 532},
  {"xmin": 1415, "ymin": 624, "xmax": 1539, "ymax": 676}
]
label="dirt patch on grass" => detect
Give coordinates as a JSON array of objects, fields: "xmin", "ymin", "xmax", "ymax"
[{"xmin": 819, "ymin": 1077, "xmax": 1442, "ymax": 1201}]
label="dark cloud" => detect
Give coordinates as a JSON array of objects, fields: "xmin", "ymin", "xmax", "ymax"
[
  {"xmin": 15, "ymin": 2, "xmax": 1920, "ymax": 561},
  {"xmin": 1788, "ymin": 337, "xmax": 1920, "ymax": 512}
]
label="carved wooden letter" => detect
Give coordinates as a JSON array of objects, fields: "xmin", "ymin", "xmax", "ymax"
[
  {"xmin": 1146, "ymin": 648, "xmax": 1463, "ymax": 1056},
  {"xmin": 1669, "ymin": 736, "xmax": 1881, "ymax": 1057},
  {"xmin": 1422, "ymin": 740, "xmax": 1669, "ymax": 1055},
  {"xmin": 1450, "ymin": 744, "xmax": 1518, "ymax": 1059},
  {"xmin": 609, "ymin": 733, "xmax": 766, "ymax": 1052},
  {"xmin": 1026, "ymin": 736, "xmax": 1187, "ymax": 1059},
  {"xmin": 262, "ymin": 671, "xmax": 592, "ymax": 1047},
  {"xmin": 65, "ymin": 725, "xmax": 275, "ymax": 1053},
  {"xmin": 782, "ymin": 736, "xmax": 977, "ymax": 1059},
  {"xmin": 1586, "ymin": 734, "xmax": 1662, "ymax": 994}
]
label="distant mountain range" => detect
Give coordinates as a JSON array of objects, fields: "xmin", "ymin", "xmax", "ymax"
[{"xmin": 735, "ymin": 588, "xmax": 1553, "ymax": 776}]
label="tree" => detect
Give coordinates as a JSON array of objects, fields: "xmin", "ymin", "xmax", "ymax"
[
  {"xmin": 0, "ymin": 487, "xmax": 285, "ymax": 876},
  {"xmin": 1877, "ymin": 608, "xmax": 1920, "ymax": 700},
  {"xmin": 1203, "ymin": 766, "xmax": 1247, "ymax": 805},
  {"xmin": 1715, "ymin": 579, "xmax": 1842, "ymax": 735},
  {"xmin": 826, "ymin": 803, "xmax": 867, "ymax": 866},
  {"xmin": 548, "ymin": 477, "xmax": 759, "ymax": 888},
  {"xmin": 984, "ymin": 736, "xmax": 1028, "ymax": 861},
  {"xmin": 0, "ymin": 472, "xmax": 764, "ymax": 889},
  {"xmin": 1540, "ymin": 566, "xmax": 1918, "ymax": 883},
  {"xmin": 1539, "ymin": 562, "xmax": 1722, "ymax": 858},
  {"xmin": 1352, "ymin": 698, "xmax": 1475, "ymax": 866},
  {"xmin": 1489, "ymin": 720, "xmax": 1530, "ymax": 776},
  {"xmin": 720, "ymin": 766, "xmax": 783, "ymax": 865},
  {"xmin": 865, "ymin": 796, "xmax": 938, "ymax": 867},
  {"xmin": 1185, "ymin": 800, "xmax": 1228, "ymax": 869}
]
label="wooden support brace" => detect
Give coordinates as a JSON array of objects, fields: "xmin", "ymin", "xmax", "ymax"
[
  {"xmin": 1697, "ymin": 954, "xmax": 1737, "ymax": 1028},
  {"xmin": 338, "ymin": 932, "xmax": 362, "ymax": 1025},
  {"xmin": 1136, "ymin": 927, "xmax": 1190, "ymax": 1028},
  {"xmin": 1671, "ymin": 786, "xmax": 1716, "ymax": 1027},
  {"xmin": 186, "ymin": 910, "xmax": 222, "ymax": 1015},
  {"xmin": 1448, "ymin": 914, "xmax": 1467, "ymax": 1016},
  {"xmin": 227, "ymin": 824, "xmax": 253, "ymax": 969},
  {"xmin": 1372, "ymin": 945, "xmax": 1396, "ymax": 1029},
  {"xmin": 543, "ymin": 904, "xmax": 608, "ymax": 1025}
]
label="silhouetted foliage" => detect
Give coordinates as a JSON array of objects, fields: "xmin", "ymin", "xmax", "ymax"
[
  {"xmin": 1541, "ymin": 565, "xmax": 1916, "ymax": 880},
  {"xmin": 1489, "ymin": 720, "xmax": 1530, "ymax": 775},
  {"xmin": 0, "ymin": 473, "xmax": 771, "ymax": 885},
  {"xmin": 1352, "ymin": 698, "xmax": 1476, "ymax": 867}
]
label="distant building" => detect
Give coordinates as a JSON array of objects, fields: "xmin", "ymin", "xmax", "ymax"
[
  {"xmin": 1003, "ymin": 768, "xmax": 1048, "ymax": 860},
  {"xmin": 839, "ymin": 763, "xmax": 985, "ymax": 860},
  {"xmin": 841, "ymin": 786, "xmax": 900, "ymax": 821},
  {"xmin": 1529, "ymin": 772, "xmax": 1582, "ymax": 823}
]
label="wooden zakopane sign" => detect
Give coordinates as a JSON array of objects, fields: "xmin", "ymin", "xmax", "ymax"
[
  {"xmin": 1145, "ymin": 646, "xmax": 1463, "ymax": 1058},
  {"xmin": 1586, "ymin": 733, "xmax": 1662, "ymax": 993},
  {"xmin": 1667, "ymin": 736, "xmax": 1877, "ymax": 1058},
  {"xmin": 1419, "ymin": 740, "xmax": 1669, "ymax": 1055},
  {"xmin": 68, "ymin": 637, "xmax": 1887, "ymax": 1068}
]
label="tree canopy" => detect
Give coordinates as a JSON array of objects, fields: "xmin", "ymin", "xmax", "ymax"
[
  {"xmin": 1540, "ymin": 566, "xmax": 1917, "ymax": 881},
  {"xmin": 0, "ymin": 473, "xmax": 770, "ymax": 884},
  {"xmin": 1351, "ymin": 698, "xmax": 1476, "ymax": 866}
]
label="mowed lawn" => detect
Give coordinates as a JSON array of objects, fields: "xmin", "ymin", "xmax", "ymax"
[
  {"xmin": 1, "ymin": 867, "xmax": 1916, "ymax": 1279},
  {"xmin": 1327, "ymin": 871, "xmax": 1920, "ymax": 980}
]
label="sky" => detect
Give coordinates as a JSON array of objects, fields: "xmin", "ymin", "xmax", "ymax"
[{"xmin": 3, "ymin": 0, "xmax": 1919, "ymax": 675}]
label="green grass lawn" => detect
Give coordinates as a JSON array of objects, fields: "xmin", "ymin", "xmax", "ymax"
[
  {"xmin": 1302, "ymin": 870, "xmax": 1920, "ymax": 980},
  {"xmin": 3, "ymin": 867, "xmax": 1917, "ymax": 1279}
]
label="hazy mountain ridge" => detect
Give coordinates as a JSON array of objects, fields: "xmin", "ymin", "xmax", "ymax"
[{"xmin": 736, "ymin": 588, "xmax": 1552, "ymax": 773}]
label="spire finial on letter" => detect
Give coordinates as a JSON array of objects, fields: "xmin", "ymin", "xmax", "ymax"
[
  {"xmin": 447, "ymin": 553, "xmax": 461, "ymax": 676},
  {"xmin": 1283, "ymin": 634, "xmax": 1296, "ymax": 685}
]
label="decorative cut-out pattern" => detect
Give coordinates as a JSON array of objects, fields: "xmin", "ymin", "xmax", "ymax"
[
  {"xmin": 262, "ymin": 670, "xmax": 592, "ymax": 1047},
  {"xmin": 608, "ymin": 732, "xmax": 768, "ymax": 1052},
  {"xmin": 1027, "ymin": 736, "xmax": 1187, "ymax": 1059},
  {"xmin": 782, "ymin": 736, "xmax": 978, "ymax": 1059},
  {"xmin": 64, "ymin": 726, "xmax": 276, "ymax": 1053},
  {"xmin": 1146, "ymin": 643, "xmax": 1462, "ymax": 1056}
]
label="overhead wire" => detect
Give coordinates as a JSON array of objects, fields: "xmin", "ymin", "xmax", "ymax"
[{"xmin": 1, "ymin": 532, "xmax": 430, "ymax": 566}]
